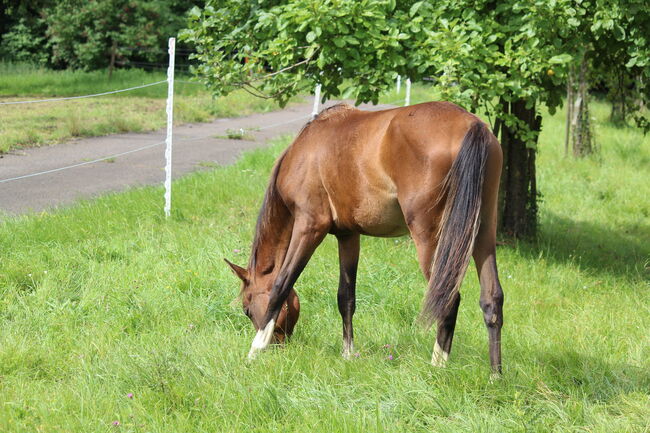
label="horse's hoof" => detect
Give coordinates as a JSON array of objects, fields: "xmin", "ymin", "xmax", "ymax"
[
  {"xmin": 489, "ymin": 372, "xmax": 502, "ymax": 383},
  {"xmin": 431, "ymin": 342, "xmax": 448, "ymax": 367}
]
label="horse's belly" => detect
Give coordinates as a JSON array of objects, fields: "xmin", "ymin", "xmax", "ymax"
[{"xmin": 350, "ymin": 194, "xmax": 408, "ymax": 237}]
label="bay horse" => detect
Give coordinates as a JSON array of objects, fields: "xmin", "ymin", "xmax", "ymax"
[{"xmin": 226, "ymin": 101, "xmax": 504, "ymax": 374}]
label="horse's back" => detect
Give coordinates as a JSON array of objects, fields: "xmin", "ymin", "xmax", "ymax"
[{"xmin": 277, "ymin": 102, "xmax": 496, "ymax": 237}]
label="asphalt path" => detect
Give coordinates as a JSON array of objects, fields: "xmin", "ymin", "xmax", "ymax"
[{"xmin": 0, "ymin": 100, "xmax": 398, "ymax": 215}]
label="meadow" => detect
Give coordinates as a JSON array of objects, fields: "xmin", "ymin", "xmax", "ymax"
[
  {"xmin": 0, "ymin": 63, "xmax": 288, "ymax": 153},
  {"xmin": 0, "ymin": 98, "xmax": 648, "ymax": 432}
]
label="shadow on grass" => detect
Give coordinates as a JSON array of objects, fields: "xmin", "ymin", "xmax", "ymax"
[
  {"xmin": 515, "ymin": 212, "xmax": 649, "ymax": 282},
  {"xmin": 534, "ymin": 349, "xmax": 650, "ymax": 403}
]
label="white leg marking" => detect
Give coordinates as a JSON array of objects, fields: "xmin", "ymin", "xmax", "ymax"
[
  {"xmin": 431, "ymin": 341, "xmax": 449, "ymax": 367},
  {"xmin": 342, "ymin": 339, "xmax": 355, "ymax": 360},
  {"xmin": 247, "ymin": 319, "xmax": 275, "ymax": 360},
  {"xmin": 489, "ymin": 372, "xmax": 502, "ymax": 383}
]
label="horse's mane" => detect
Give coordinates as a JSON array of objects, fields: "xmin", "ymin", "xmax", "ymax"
[
  {"xmin": 296, "ymin": 103, "xmax": 356, "ymax": 137},
  {"xmin": 248, "ymin": 148, "xmax": 289, "ymax": 277}
]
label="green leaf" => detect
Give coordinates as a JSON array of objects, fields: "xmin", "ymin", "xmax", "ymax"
[
  {"xmin": 306, "ymin": 31, "xmax": 316, "ymax": 43},
  {"xmin": 549, "ymin": 54, "xmax": 572, "ymax": 64},
  {"xmin": 409, "ymin": 2, "xmax": 423, "ymax": 17},
  {"xmin": 613, "ymin": 24, "xmax": 625, "ymax": 40}
]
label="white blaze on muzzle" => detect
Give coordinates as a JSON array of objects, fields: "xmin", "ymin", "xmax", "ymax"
[{"xmin": 247, "ymin": 319, "xmax": 276, "ymax": 360}]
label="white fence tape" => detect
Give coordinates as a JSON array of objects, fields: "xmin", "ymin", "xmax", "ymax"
[
  {"xmin": 0, "ymin": 80, "xmax": 167, "ymax": 105},
  {"xmin": 0, "ymin": 141, "xmax": 165, "ymax": 184}
]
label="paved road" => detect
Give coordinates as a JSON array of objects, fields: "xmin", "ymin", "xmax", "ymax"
[{"xmin": 0, "ymin": 100, "xmax": 397, "ymax": 215}]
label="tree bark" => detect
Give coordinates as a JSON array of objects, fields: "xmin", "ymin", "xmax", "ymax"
[
  {"xmin": 497, "ymin": 98, "xmax": 541, "ymax": 239},
  {"xmin": 565, "ymin": 64, "xmax": 574, "ymax": 157},
  {"xmin": 572, "ymin": 52, "xmax": 593, "ymax": 157}
]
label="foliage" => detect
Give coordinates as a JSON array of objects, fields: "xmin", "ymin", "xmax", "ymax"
[
  {"xmin": 1, "ymin": 105, "xmax": 649, "ymax": 431},
  {"xmin": 46, "ymin": 0, "xmax": 177, "ymax": 70},
  {"xmin": 183, "ymin": 0, "xmax": 582, "ymax": 140},
  {"xmin": 0, "ymin": 0, "xmax": 205, "ymax": 70},
  {"xmin": 0, "ymin": 18, "xmax": 50, "ymax": 65},
  {"xmin": 574, "ymin": 0, "xmax": 649, "ymax": 129}
]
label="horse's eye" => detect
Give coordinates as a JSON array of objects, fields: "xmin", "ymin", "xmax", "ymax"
[{"xmin": 243, "ymin": 307, "xmax": 251, "ymax": 318}]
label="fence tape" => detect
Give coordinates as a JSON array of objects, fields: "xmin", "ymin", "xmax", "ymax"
[
  {"xmin": 0, "ymin": 141, "xmax": 165, "ymax": 184},
  {"xmin": 0, "ymin": 80, "xmax": 167, "ymax": 105}
]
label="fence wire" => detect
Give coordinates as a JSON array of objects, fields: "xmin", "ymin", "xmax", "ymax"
[{"xmin": 0, "ymin": 80, "xmax": 167, "ymax": 106}]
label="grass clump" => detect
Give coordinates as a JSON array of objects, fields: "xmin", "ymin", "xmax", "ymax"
[{"xmin": 218, "ymin": 128, "xmax": 257, "ymax": 141}]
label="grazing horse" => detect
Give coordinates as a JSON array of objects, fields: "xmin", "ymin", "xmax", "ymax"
[{"xmin": 226, "ymin": 101, "xmax": 504, "ymax": 374}]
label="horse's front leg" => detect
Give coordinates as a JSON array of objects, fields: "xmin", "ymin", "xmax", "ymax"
[
  {"xmin": 248, "ymin": 218, "xmax": 328, "ymax": 359},
  {"xmin": 336, "ymin": 233, "xmax": 360, "ymax": 359}
]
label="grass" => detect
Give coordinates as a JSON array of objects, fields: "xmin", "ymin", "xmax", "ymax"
[
  {"xmin": 1, "ymin": 94, "xmax": 649, "ymax": 431},
  {"xmin": 0, "ymin": 63, "xmax": 294, "ymax": 153}
]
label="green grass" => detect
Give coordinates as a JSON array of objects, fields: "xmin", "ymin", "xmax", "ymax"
[
  {"xmin": 0, "ymin": 62, "xmax": 201, "ymax": 98},
  {"xmin": 1, "ymin": 97, "xmax": 649, "ymax": 431},
  {"xmin": 0, "ymin": 63, "xmax": 295, "ymax": 153}
]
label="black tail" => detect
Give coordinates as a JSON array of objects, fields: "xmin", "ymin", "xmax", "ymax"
[{"xmin": 421, "ymin": 121, "xmax": 491, "ymax": 327}]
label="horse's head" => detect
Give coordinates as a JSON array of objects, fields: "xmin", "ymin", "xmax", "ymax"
[{"xmin": 225, "ymin": 259, "xmax": 300, "ymax": 343}]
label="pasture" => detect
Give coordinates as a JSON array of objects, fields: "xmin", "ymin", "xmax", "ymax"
[{"xmin": 0, "ymin": 101, "xmax": 648, "ymax": 432}]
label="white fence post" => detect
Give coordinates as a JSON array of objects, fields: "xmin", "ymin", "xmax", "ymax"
[
  {"xmin": 164, "ymin": 37, "xmax": 175, "ymax": 218},
  {"xmin": 405, "ymin": 78, "xmax": 411, "ymax": 106},
  {"xmin": 311, "ymin": 83, "xmax": 321, "ymax": 119},
  {"xmin": 396, "ymin": 75, "xmax": 401, "ymax": 94}
]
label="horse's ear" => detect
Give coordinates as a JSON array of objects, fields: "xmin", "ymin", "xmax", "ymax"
[{"xmin": 224, "ymin": 258, "xmax": 249, "ymax": 283}]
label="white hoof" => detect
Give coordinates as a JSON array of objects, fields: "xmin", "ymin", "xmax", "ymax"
[
  {"xmin": 342, "ymin": 340, "xmax": 355, "ymax": 360},
  {"xmin": 489, "ymin": 372, "xmax": 502, "ymax": 383},
  {"xmin": 247, "ymin": 319, "xmax": 275, "ymax": 360},
  {"xmin": 431, "ymin": 341, "xmax": 449, "ymax": 367}
]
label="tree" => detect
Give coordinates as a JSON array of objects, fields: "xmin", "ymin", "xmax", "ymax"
[
  {"xmin": 563, "ymin": 0, "xmax": 649, "ymax": 156},
  {"xmin": 46, "ymin": 0, "xmax": 177, "ymax": 71},
  {"xmin": 0, "ymin": 0, "xmax": 206, "ymax": 71},
  {"xmin": 590, "ymin": 0, "xmax": 649, "ymax": 130},
  {"xmin": 0, "ymin": 0, "xmax": 54, "ymax": 64},
  {"xmin": 182, "ymin": 0, "xmax": 648, "ymax": 238}
]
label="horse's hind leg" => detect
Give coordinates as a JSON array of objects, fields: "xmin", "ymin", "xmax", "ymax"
[
  {"xmin": 473, "ymin": 215, "xmax": 504, "ymax": 375},
  {"xmin": 431, "ymin": 293, "xmax": 461, "ymax": 367},
  {"xmin": 336, "ymin": 233, "xmax": 360, "ymax": 359},
  {"xmin": 405, "ymin": 215, "xmax": 461, "ymax": 367}
]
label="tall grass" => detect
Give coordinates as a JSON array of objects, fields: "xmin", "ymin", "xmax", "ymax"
[{"xmin": 0, "ymin": 101, "xmax": 648, "ymax": 432}]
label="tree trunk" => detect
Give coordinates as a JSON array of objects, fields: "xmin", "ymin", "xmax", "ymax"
[
  {"xmin": 572, "ymin": 52, "xmax": 594, "ymax": 157},
  {"xmin": 565, "ymin": 64, "xmax": 575, "ymax": 157},
  {"xmin": 497, "ymin": 99, "xmax": 541, "ymax": 239}
]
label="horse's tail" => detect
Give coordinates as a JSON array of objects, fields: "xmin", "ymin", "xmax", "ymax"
[{"xmin": 421, "ymin": 121, "xmax": 491, "ymax": 327}]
